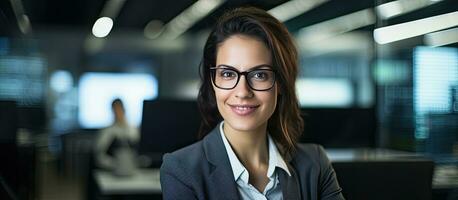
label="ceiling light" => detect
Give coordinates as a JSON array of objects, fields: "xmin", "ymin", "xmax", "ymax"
[
  {"xmin": 295, "ymin": 0, "xmax": 443, "ymax": 45},
  {"xmin": 160, "ymin": 0, "xmax": 225, "ymax": 40},
  {"xmin": 18, "ymin": 14, "xmax": 31, "ymax": 34},
  {"xmin": 92, "ymin": 17, "xmax": 113, "ymax": 38},
  {"xmin": 298, "ymin": 8, "xmax": 375, "ymax": 43},
  {"xmin": 424, "ymin": 27, "xmax": 458, "ymax": 47},
  {"xmin": 268, "ymin": 0, "xmax": 328, "ymax": 22},
  {"xmin": 144, "ymin": 20, "xmax": 164, "ymax": 39},
  {"xmin": 376, "ymin": 1, "xmax": 403, "ymax": 19},
  {"xmin": 374, "ymin": 11, "xmax": 458, "ymax": 44},
  {"xmin": 9, "ymin": 0, "xmax": 32, "ymax": 34},
  {"xmin": 376, "ymin": 0, "xmax": 442, "ymax": 20}
]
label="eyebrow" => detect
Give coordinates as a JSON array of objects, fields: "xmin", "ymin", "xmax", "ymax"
[{"xmin": 215, "ymin": 64, "xmax": 273, "ymax": 71}]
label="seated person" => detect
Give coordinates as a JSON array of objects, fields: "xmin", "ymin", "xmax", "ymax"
[{"xmin": 94, "ymin": 98, "xmax": 139, "ymax": 173}]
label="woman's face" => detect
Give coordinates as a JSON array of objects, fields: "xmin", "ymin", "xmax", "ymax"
[{"xmin": 213, "ymin": 34, "xmax": 278, "ymax": 133}]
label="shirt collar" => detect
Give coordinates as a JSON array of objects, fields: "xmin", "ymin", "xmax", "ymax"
[
  {"xmin": 267, "ymin": 133, "xmax": 291, "ymax": 177},
  {"xmin": 219, "ymin": 121, "xmax": 291, "ymax": 183}
]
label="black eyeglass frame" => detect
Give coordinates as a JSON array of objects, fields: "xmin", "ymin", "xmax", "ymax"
[{"xmin": 210, "ymin": 64, "xmax": 276, "ymax": 91}]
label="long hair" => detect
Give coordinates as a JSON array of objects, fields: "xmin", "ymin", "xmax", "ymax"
[{"xmin": 197, "ymin": 7, "xmax": 303, "ymax": 159}]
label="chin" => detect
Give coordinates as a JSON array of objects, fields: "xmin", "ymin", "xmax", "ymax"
[{"xmin": 224, "ymin": 118, "xmax": 265, "ymax": 133}]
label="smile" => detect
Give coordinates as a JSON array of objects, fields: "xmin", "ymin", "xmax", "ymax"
[{"xmin": 228, "ymin": 104, "xmax": 260, "ymax": 116}]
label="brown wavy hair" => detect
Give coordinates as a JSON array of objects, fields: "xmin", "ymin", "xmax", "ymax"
[{"xmin": 197, "ymin": 7, "xmax": 303, "ymax": 159}]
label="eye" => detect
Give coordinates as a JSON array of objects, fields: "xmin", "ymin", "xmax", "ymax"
[
  {"xmin": 218, "ymin": 69, "xmax": 237, "ymax": 79},
  {"xmin": 251, "ymin": 71, "xmax": 269, "ymax": 81}
]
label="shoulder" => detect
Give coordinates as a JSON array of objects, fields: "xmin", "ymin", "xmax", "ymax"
[
  {"xmin": 100, "ymin": 125, "xmax": 114, "ymax": 133},
  {"xmin": 99, "ymin": 125, "xmax": 121, "ymax": 136},
  {"xmin": 128, "ymin": 125, "xmax": 138, "ymax": 132},
  {"xmin": 292, "ymin": 143, "xmax": 330, "ymax": 169},
  {"xmin": 159, "ymin": 140, "xmax": 210, "ymax": 192},
  {"xmin": 292, "ymin": 144, "xmax": 345, "ymax": 199},
  {"xmin": 294, "ymin": 144, "xmax": 345, "ymax": 199},
  {"xmin": 160, "ymin": 140, "xmax": 206, "ymax": 176},
  {"xmin": 164, "ymin": 141, "xmax": 205, "ymax": 162},
  {"xmin": 161, "ymin": 125, "xmax": 223, "ymax": 174},
  {"xmin": 295, "ymin": 143, "xmax": 327, "ymax": 159},
  {"xmin": 160, "ymin": 140, "xmax": 210, "ymax": 198},
  {"xmin": 97, "ymin": 126, "xmax": 116, "ymax": 140}
]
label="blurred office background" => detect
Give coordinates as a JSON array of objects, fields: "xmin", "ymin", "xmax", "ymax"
[{"xmin": 0, "ymin": 0, "xmax": 457, "ymax": 199}]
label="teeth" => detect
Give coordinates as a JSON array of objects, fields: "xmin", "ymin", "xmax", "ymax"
[
  {"xmin": 234, "ymin": 106, "xmax": 254, "ymax": 110},
  {"xmin": 236, "ymin": 107, "xmax": 249, "ymax": 110}
]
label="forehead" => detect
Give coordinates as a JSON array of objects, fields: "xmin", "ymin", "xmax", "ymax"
[{"xmin": 216, "ymin": 34, "xmax": 272, "ymax": 71}]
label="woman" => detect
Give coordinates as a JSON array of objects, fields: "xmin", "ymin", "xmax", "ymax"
[{"xmin": 160, "ymin": 7, "xmax": 344, "ymax": 200}]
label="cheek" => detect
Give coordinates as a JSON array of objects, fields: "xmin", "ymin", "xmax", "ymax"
[
  {"xmin": 264, "ymin": 90, "xmax": 278, "ymax": 111},
  {"xmin": 213, "ymin": 87, "xmax": 229, "ymax": 105},
  {"xmin": 214, "ymin": 91, "xmax": 231, "ymax": 116}
]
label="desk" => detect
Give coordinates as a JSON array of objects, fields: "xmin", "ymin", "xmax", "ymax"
[
  {"xmin": 94, "ymin": 148, "xmax": 456, "ymax": 199},
  {"xmin": 324, "ymin": 147, "xmax": 458, "ymax": 200},
  {"xmin": 94, "ymin": 169, "xmax": 161, "ymax": 195},
  {"xmin": 324, "ymin": 148, "xmax": 435, "ymax": 200},
  {"xmin": 325, "ymin": 148, "xmax": 425, "ymax": 161},
  {"xmin": 432, "ymin": 165, "xmax": 458, "ymax": 200},
  {"xmin": 324, "ymin": 148, "xmax": 458, "ymax": 189}
]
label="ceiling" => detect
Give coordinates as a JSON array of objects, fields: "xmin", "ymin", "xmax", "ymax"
[{"xmin": 1, "ymin": 0, "xmax": 457, "ymax": 38}]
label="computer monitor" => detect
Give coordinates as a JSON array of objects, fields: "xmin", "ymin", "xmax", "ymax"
[
  {"xmin": 0, "ymin": 101, "xmax": 17, "ymax": 143},
  {"xmin": 78, "ymin": 72, "xmax": 158, "ymax": 129},
  {"xmin": 139, "ymin": 99, "xmax": 201, "ymax": 155},
  {"xmin": 300, "ymin": 108, "xmax": 376, "ymax": 148},
  {"xmin": 16, "ymin": 106, "xmax": 46, "ymax": 131}
]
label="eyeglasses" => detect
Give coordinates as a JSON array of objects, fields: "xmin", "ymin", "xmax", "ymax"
[{"xmin": 210, "ymin": 65, "xmax": 276, "ymax": 91}]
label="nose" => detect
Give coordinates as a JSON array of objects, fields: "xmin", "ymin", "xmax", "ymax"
[{"xmin": 234, "ymin": 75, "xmax": 254, "ymax": 98}]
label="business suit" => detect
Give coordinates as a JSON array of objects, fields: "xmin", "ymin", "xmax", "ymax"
[{"xmin": 160, "ymin": 126, "xmax": 345, "ymax": 200}]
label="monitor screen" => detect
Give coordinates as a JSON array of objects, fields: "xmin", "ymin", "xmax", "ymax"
[
  {"xmin": 17, "ymin": 106, "xmax": 46, "ymax": 130},
  {"xmin": 78, "ymin": 72, "xmax": 158, "ymax": 128},
  {"xmin": 139, "ymin": 99, "xmax": 201, "ymax": 154},
  {"xmin": 0, "ymin": 101, "xmax": 17, "ymax": 142},
  {"xmin": 300, "ymin": 108, "xmax": 376, "ymax": 148}
]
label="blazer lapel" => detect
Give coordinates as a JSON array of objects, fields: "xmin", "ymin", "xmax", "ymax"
[
  {"xmin": 278, "ymin": 161, "xmax": 302, "ymax": 199},
  {"xmin": 203, "ymin": 126, "xmax": 240, "ymax": 200}
]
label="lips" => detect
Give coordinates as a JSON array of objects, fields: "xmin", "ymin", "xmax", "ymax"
[{"xmin": 228, "ymin": 104, "xmax": 260, "ymax": 116}]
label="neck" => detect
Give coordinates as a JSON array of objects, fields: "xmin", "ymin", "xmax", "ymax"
[
  {"xmin": 223, "ymin": 122, "xmax": 269, "ymax": 168},
  {"xmin": 115, "ymin": 117, "xmax": 127, "ymax": 125}
]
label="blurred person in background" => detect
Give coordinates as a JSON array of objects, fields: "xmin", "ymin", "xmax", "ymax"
[
  {"xmin": 94, "ymin": 98, "xmax": 139, "ymax": 174},
  {"xmin": 160, "ymin": 7, "xmax": 344, "ymax": 200}
]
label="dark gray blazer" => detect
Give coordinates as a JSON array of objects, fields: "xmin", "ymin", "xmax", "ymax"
[{"xmin": 160, "ymin": 126, "xmax": 344, "ymax": 200}]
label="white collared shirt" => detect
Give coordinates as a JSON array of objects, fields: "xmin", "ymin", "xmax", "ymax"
[{"xmin": 219, "ymin": 122, "xmax": 291, "ymax": 200}]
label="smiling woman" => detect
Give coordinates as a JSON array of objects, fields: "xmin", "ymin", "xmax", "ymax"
[
  {"xmin": 212, "ymin": 35, "xmax": 279, "ymax": 141},
  {"xmin": 160, "ymin": 7, "xmax": 345, "ymax": 200}
]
